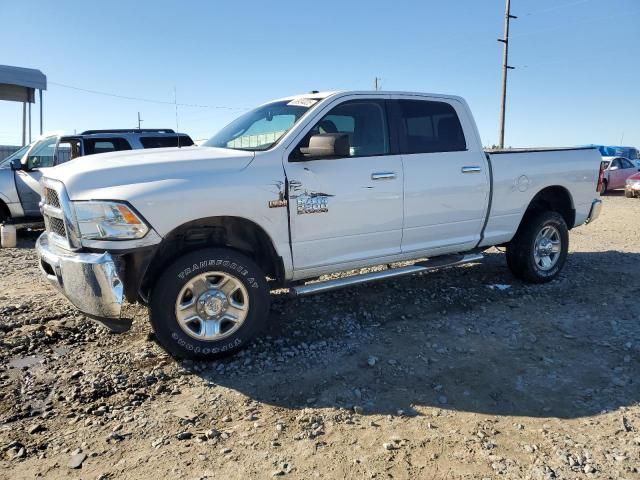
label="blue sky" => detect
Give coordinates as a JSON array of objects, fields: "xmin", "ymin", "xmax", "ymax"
[{"xmin": 1, "ymin": 0, "xmax": 638, "ymax": 147}]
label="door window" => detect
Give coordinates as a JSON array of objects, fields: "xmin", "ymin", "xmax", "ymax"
[
  {"xmin": 394, "ymin": 100, "xmax": 466, "ymax": 154},
  {"xmin": 26, "ymin": 137, "xmax": 57, "ymax": 169},
  {"xmin": 611, "ymin": 159, "xmax": 622, "ymax": 169},
  {"xmin": 56, "ymin": 138, "xmax": 82, "ymax": 164},
  {"xmin": 295, "ymin": 100, "xmax": 389, "ymax": 158},
  {"xmin": 621, "ymin": 158, "xmax": 635, "ymax": 169}
]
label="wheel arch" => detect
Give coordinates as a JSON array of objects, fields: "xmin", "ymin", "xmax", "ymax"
[
  {"xmin": 139, "ymin": 216, "xmax": 285, "ymax": 300},
  {"xmin": 517, "ymin": 185, "xmax": 576, "ymax": 234}
]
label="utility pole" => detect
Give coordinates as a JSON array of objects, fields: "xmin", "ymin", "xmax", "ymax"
[
  {"xmin": 498, "ymin": 0, "xmax": 517, "ymax": 149},
  {"xmin": 374, "ymin": 77, "xmax": 381, "ymax": 91},
  {"xmin": 137, "ymin": 112, "xmax": 143, "ymax": 129}
]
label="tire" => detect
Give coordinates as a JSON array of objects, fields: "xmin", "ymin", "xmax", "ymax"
[
  {"xmin": 599, "ymin": 180, "xmax": 608, "ymax": 196},
  {"xmin": 0, "ymin": 202, "xmax": 8, "ymax": 224},
  {"xmin": 149, "ymin": 248, "xmax": 270, "ymax": 360},
  {"xmin": 505, "ymin": 211, "xmax": 569, "ymax": 284},
  {"xmin": 625, "ymin": 189, "xmax": 634, "ymax": 198},
  {"xmin": 505, "ymin": 246, "xmax": 523, "ymax": 276}
]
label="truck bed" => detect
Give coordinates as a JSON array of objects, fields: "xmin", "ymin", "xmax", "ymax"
[
  {"xmin": 485, "ymin": 146, "xmax": 598, "ymax": 154},
  {"xmin": 479, "ymin": 146, "xmax": 602, "ymax": 248}
]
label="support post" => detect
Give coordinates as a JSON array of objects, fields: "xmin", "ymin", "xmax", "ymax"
[
  {"xmin": 498, "ymin": 0, "xmax": 517, "ymax": 149},
  {"xmin": 39, "ymin": 89, "xmax": 43, "ymax": 135},
  {"xmin": 22, "ymin": 102, "xmax": 26, "ymax": 146}
]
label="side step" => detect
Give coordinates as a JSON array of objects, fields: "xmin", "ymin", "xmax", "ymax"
[{"xmin": 289, "ymin": 252, "xmax": 484, "ymax": 297}]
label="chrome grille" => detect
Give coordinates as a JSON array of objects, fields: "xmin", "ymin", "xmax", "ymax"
[
  {"xmin": 43, "ymin": 187, "xmax": 61, "ymax": 208},
  {"xmin": 48, "ymin": 216, "xmax": 67, "ymax": 238},
  {"xmin": 41, "ymin": 178, "xmax": 75, "ymax": 249}
]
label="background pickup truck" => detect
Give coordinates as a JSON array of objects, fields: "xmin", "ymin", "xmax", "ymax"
[
  {"xmin": 35, "ymin": 90, "xmax": 603, "ymax": 359},
  {"xmin": 0, "ymin": 129, "xmax": 193, "ymax": 222}
]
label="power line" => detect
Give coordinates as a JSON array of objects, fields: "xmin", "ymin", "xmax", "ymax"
[
  {"xmin": 49, "ymin": 81, "xmax": 248, "ymax": 110},
  {"xmin": 524, "ymin": 0, "xmax": 594, "ymax": 17}
]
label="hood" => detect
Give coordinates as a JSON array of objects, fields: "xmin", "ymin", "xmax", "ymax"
[{"xmin": 44, "ymin": 146, "xmax": 255, "ymax": 200}]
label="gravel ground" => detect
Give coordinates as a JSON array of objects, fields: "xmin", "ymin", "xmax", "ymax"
[{"xmin": 1, "ymin": 193, "xmax": 639, "ymax": 480}]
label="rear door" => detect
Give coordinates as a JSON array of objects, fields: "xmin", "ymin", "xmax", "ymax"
[
  {"xmin": 389, "ymin": 96, "xmax": 490, "ymax": 254},
  {"xmin": 284, "ymin": 96, "xmax": 404, "ymax": 276}
]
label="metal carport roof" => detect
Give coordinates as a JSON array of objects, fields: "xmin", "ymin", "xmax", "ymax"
[
  {"xmin": 0, "ymin": 65, "xmax": 47, "ymax": 144},
  {"xmin": 0, "ymin": 65, "xmax": 46, "ymax": 102}
]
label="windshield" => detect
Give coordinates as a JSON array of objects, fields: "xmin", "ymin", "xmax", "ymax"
[
  {"xmin": 0, "ymin": 144, "xmax": 30, "ymax": 168},
  {"xmin": 204, "ymin": 99, "xmax": 316, "ymax": 151}
]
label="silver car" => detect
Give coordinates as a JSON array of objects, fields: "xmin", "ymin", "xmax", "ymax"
[{"xmin": 0, "ymin": 129, "xmax": 194, "ymax": 223}]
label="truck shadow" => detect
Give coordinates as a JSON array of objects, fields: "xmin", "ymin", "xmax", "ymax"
[{"xmin": 196, "ymin": 249, "xmax": 640, "ymax": 420}]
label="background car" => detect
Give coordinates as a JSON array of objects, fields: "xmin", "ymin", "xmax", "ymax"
[
  {"xmin": 625, "ymin": 172, "xmax": 640, "ymax": 198},
  {"xmin": 599, "ymin": 156, "xmax": 640, "ymax": 194},
  {"xmin": 0, "ymin": 129, "xmax": 194, "ymax": 223},
  {"xmin": 56, "ymin": 128, "xmax": 194, "ymax": 164}
]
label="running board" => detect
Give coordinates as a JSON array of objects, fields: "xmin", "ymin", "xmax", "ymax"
[{"xmin": 289, "ymin": 252, "xmax": 484, "ymax": 297}]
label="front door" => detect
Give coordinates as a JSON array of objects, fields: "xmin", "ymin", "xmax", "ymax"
[
  {"xmin": 284, "ymin": 97, "xmax": 404, "ymax": 277},
  {"xmin": 14, "ymin": 136, "xmax": 58, "ymax": 216},
  {"xmin": 389, "ymin": 97, "xmax": 490, "ymax": 254}
]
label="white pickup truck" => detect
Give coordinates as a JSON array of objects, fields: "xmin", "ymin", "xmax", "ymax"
[{"xmin": 35, "ymin": 90, "xmax": 602, "ymax": 359}]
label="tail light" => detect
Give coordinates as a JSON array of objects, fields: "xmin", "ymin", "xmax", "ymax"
[{"xmin": 596, "ymin": 161, "xmax": 606, "ymax": 192}]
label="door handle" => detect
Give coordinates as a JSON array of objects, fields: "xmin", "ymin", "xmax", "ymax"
[
  {"xmin": 461, "ymin": 166, "xmax": 482, "ymax": 173},
  {"xmin": 371, "ymin": 172, "xmax": 397, "ymax": 180}
]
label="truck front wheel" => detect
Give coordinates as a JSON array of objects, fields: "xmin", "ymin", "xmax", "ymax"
[
  {"xmin": 149, "ymin": 248, "xmax": 270, "ymax": 359},
  {"xmin": 505, "ymin": 211, "xmax": 569, "ymax": 284}
]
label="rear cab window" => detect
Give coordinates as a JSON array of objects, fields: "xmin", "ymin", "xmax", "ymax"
[
  {"xmin": 83, "ymin": 138, "xmax": 132, "ymax": 155},
  {"xmin": 140, "ymin": 135, "xmax": 194, "ymax": 148},
  {"xmin": 393, "ymin": 99, "xmax": 466, "ymax": 154}
]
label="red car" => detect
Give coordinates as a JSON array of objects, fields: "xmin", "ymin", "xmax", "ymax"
[
  {"xmin": 625, "ymin": 172, "xmax": 640, "ymax": 198},
  {"xmin": 600, "ymin": 156, "xmax": 640, "ymax": 194}
]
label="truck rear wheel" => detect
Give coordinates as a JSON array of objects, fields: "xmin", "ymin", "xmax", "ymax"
[
  {"xmin": 505, "ymin": 211, "xmax": 569, "ymax": 284},
  {"xmin": 149, "ymin": 248, "xmax": 270, "ymax": 359}
]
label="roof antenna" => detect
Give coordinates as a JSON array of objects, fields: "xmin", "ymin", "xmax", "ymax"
[
  {"xmin": 137, "ymin": 111, "xmax": 143, "ymax": 130},
  {"xmin": 174, "ymin": 85, "xmax": 181, "ymax": 148}
]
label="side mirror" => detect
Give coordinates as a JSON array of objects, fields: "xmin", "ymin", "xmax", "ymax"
[
  {"xmin": 10, "ymin": 158, "xmax": 22, "ymax": 171},
  {"xmin": 299, "ymin": 133, "xmax": 350, "ymax": 160}
]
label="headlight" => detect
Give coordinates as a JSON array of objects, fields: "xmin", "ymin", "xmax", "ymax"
[{"xmin": 73, "ymin": 201, "xmax": 149, "ymax": 240}]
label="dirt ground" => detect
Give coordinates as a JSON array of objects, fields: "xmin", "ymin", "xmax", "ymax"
[{"xmin": 1, "ymin": 193, "xmax": 639, "ymax": 480}]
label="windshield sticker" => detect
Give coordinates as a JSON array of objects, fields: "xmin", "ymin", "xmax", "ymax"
[{"xmin": 287, "ymin": 98, "xmax": 318, "ymax": 108}]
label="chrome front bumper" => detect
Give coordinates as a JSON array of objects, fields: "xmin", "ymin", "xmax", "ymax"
[
  {"xmin": 585, "ymin": 198, "xmax": 603, "ymax": 224},
  {"xmin": 36, "ymin": 232, "xmax": 124, "ymax": 322}
]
